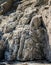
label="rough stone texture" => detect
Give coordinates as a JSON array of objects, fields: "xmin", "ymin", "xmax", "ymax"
[
  {"xmin": 0, "ymin": 15, "xmax": 47, "ymax": 62},
  {"xmin": 0, "ymin": 0, "xmax": 51, "ymax": 63},
  {"xmin": 42, "ymin": 6, "xmax": 51, "ymax": 62}
]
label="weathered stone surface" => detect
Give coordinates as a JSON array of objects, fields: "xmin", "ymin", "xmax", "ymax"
[
  {"xmin": 19, "ymin": 7, "xmax": 37, "ymax": 25},
  {"xmin": 0, "ymin": 0, "xmax": 51, "ymax": 63},
  {"xmin": 3, "ymin": 22, "xmax": 16, "ymax": 33},
  {"xmin": 2, "ymin": 14, "xmax": 47, "ymax": 61},
  {"xmin": 16, "ymin": 15, "xmax": 47, "ymax": 61},
  {"xmin": 41, "ymin": 6, "xmax": 51, "ymax": 62},
  {"xmin": 17, "ymin": 0, "xmax": 48, "ymax": 11}
]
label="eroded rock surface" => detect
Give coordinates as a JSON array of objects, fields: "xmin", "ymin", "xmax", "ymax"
[
  {"xmin": 42, "ymin": 5, "xmax": 51, "ymax": 62},
  {"xmin": 0, "ymin": 0, "xmax": 51, "ymax": 63}
]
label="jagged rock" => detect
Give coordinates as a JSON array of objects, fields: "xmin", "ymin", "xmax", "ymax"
[
  {"xmin": 4, "ymin": 25, "xmax": 30, "ymax": 61},
  {"xmin": 2, "ymin": 33, "xmax": 13, "ymax": 40},
  {"xmin": 16, "ymin": 15, "xmax": 47, "ymax": 61},
  {"xmin": 17, "ymin": 0, "xmax": 36, "ymax": 11},
  {"xmin": 19, "ymin": 17, "xmax": 30, "ymax": 25},
  {"xmin": 8, "ymin": 12, "xmax": 17, "ymax": 22},
  {"xmin": 0, "ymin": 0, "xmax": 49, "ymax": 15},
  {"xmin": 16, "ymin": 10, "xmax": 23, "ymax": 21},
  {"xmin": 5, "ymin": 39, "xmax": 17, "ymax": 61},
  {"xmin": 17, "ymin": 0, "xmax": 48, "ymax": 11},
  {"xmin": 0, "ymin": 0, "xmax": 51, "ymax": 63},
  {"xmin": 4, "ymin": 14, "xmax": 47, "ymax": 61},
  {"xmin": 24, "ymin": 7, "xmax": 37, "ymax": 17},
  {"xmin": 19, "ymin": 7, "xmax": 37, "ymax": 25},
  {"xmin": 42, "ymin": 7, "xmax": 49, "ymax": 28},
  {"xmin": 30, "ymin": 15, "xmax": 42, "ymax": 29},
  {"xmin": 4, "ymin": 25, "xmax": 23, "ymax": 61},
  {"xmin": 3, "ymin": 22, "xmax": 16, "ymax": 33},
  {"xmin": 42, "ymin": 6, "xmax": 51, "ymax": 62}
]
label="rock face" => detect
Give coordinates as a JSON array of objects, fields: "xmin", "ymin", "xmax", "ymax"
[
  {"xmin": 42, "ymin": 5, "xmax": 51, "ymax": 62},
  {"xmin": 3, "ymin": 15, "xmax": 47, "ymax": 62},
  {"xmin": 0, "ymin": 0, "xmax": 51, "ymax": 63},
  {"xmin": 0, "ymin": 0, "xmax": 49, "ymax": 14}
]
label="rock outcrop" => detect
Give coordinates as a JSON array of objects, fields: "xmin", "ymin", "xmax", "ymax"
[
  {"xmin": 0, "ymin": 0, "xmax": 51, "ymax": 63},
  {"xmin": 42, "ymin": 5, "xmax": 51, "ymax": 62}
]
